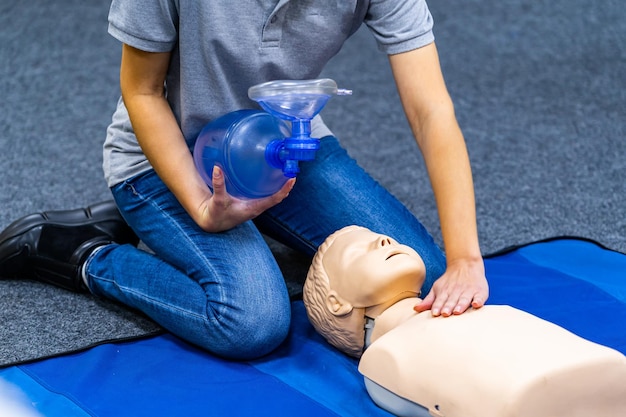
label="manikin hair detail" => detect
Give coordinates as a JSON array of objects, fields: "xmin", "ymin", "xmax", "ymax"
[{"xmin": 303, "ymin": 225, "xmax": 368, "ymax": 358}]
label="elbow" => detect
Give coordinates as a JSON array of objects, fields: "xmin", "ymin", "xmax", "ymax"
[{"xmin": 408, "ymin": 96, "xmax": 458, "ymax": 147}]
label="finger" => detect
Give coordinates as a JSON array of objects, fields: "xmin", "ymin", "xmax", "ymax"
[
  {"xmin": 452, "ymin": 296, "xmax": 473, "ymax": 315},
  {"xmin": 439, "ymin": 291, "xmax": 472, "ymax": 317},
  {"xmin": 276, "ymin": 178, "xmax": 296, "ymax": 199},
  {"xmin": 414, "ymin": 292, "xmax": 435, "ymax": 313},
  {"xmin": 268, "ymin": 178, "xmax": 295, "ymax": 204},
  {"xmin": 252, "ymin": 178, "xmax": 296, "ymax": 213},
  {"xmin": 430, "ymin": 291, "xmax": 451, "ymax": 317},
  {"xmin": 471, "ymin": 295, "xmax": 486, "ymax": 309}
]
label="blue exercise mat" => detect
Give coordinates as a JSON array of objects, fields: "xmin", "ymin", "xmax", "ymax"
[{"xmin": 1, "ymin": 238, "xmax": 625, "ymax": 416}]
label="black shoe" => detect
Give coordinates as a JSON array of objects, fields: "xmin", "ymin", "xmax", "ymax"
[{"xmin": 0, "ymin": 201, "xmax": 139, "ymax": 292}]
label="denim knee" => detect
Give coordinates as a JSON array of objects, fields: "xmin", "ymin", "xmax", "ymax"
[{"xmin": 198, "ymin": 294, "xmax": 292, "ymax": 360}]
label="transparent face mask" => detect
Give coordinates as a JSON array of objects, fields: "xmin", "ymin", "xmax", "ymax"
[{"xmin": 248, "ymin": 78, "xmax": 352, "ymax": 120}]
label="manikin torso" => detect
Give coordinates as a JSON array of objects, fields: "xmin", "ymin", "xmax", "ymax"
[
  {"xmin": 360, "ymin": 298, "xmax": 626, "ymax": 417},
  {"xmin": 303, "ymin": 226, "xmax": 626, "ymax": 417}
]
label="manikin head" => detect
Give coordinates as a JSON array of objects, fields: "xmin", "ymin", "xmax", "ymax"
[{"xmin": 303, "ymin": 225, "xmax": 426, "ymax": 357}]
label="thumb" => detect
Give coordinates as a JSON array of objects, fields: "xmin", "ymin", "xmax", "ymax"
[
  {"xmin": 211, "ymin": 165, "xmax": 226, "ymax": 195},
  {"xmin": 414, "ymin": 292, "xmax": 434, "ymax": 313}
]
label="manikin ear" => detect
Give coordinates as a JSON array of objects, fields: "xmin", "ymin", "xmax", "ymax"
[{"xmin": 326, "ymin": 290, "xmax": 354, "ymax": 316}]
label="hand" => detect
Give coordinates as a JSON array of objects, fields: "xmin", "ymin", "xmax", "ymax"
[
  {"xmin": 195, "ymin": 166, "xmax": 295, "ymax": 232},
  {"xmin": 414, "ymin": 257, "xmax": 489, "ymax": 317}
]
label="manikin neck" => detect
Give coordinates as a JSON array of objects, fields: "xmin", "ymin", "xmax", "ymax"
[{"xmin": 364, "ymin": 296, "xmax": 420, "ymax": 349}]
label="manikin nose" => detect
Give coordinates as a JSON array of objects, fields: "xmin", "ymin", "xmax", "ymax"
[{"xmin": 376, "ymin": 236, "xmax": 394, "ymax": 247}]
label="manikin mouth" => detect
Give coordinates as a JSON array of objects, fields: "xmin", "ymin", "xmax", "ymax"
[{"xmin": 385, "ymin": 252, "xmax": 406, "ymax": 261}]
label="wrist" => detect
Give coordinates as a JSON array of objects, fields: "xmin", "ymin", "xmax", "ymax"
[{"xmin": 444, "ymin": 242, "xmax": 482, "ymax": 264}]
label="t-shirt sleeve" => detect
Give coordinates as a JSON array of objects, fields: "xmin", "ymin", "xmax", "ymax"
[
  {"xmin": 108, "ymin": 0, "xmax": 178, "ymax": 52},
  {"xmin": 364, "ymin": 0, "xmax": 435, "ymax": 55}
]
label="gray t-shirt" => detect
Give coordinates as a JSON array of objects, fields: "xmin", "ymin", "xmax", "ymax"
[{"xmin": 103, "ymin": 0, "xmax": 435, "ymax": 187}]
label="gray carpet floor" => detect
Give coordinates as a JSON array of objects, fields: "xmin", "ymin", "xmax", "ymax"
[{"xmin": 0, "ymin": 0, "xmax": 624, "ymax": 366}]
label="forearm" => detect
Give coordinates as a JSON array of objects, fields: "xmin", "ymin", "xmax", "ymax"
[
  {"xmin": 417, "ymin": 112, "xmax": 481, "ymax": 263},
  {"xmin": 123, "ymin": 93, "xmax": 210, "ymax": 222}
]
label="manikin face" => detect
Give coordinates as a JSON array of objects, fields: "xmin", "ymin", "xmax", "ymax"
[{"xmin": 322, "ymin": 228, "xmax": 426, "ymax": 308}]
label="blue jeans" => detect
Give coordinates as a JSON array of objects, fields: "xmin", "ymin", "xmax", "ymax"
[{"xmin": 87, "ymin": 136, "xmax": 446, "ymax": 359}]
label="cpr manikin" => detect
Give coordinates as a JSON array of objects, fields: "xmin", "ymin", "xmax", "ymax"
[{"xmin": 303, "ymin": 225, "xmax": 626, "ymax": 417}]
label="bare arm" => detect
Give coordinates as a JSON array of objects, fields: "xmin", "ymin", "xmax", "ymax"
[
  {"xmin": 388, "ymin": 43, "xmax": 489, "ymax": 316},
  {"xmin": 119, "ymin": 44, "xmax": 294, "ymax": 232}
]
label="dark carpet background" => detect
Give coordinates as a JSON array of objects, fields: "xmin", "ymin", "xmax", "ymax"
[{"xmin": 0, "ymin": 0, "xmax": 624, "ymax": 366}]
